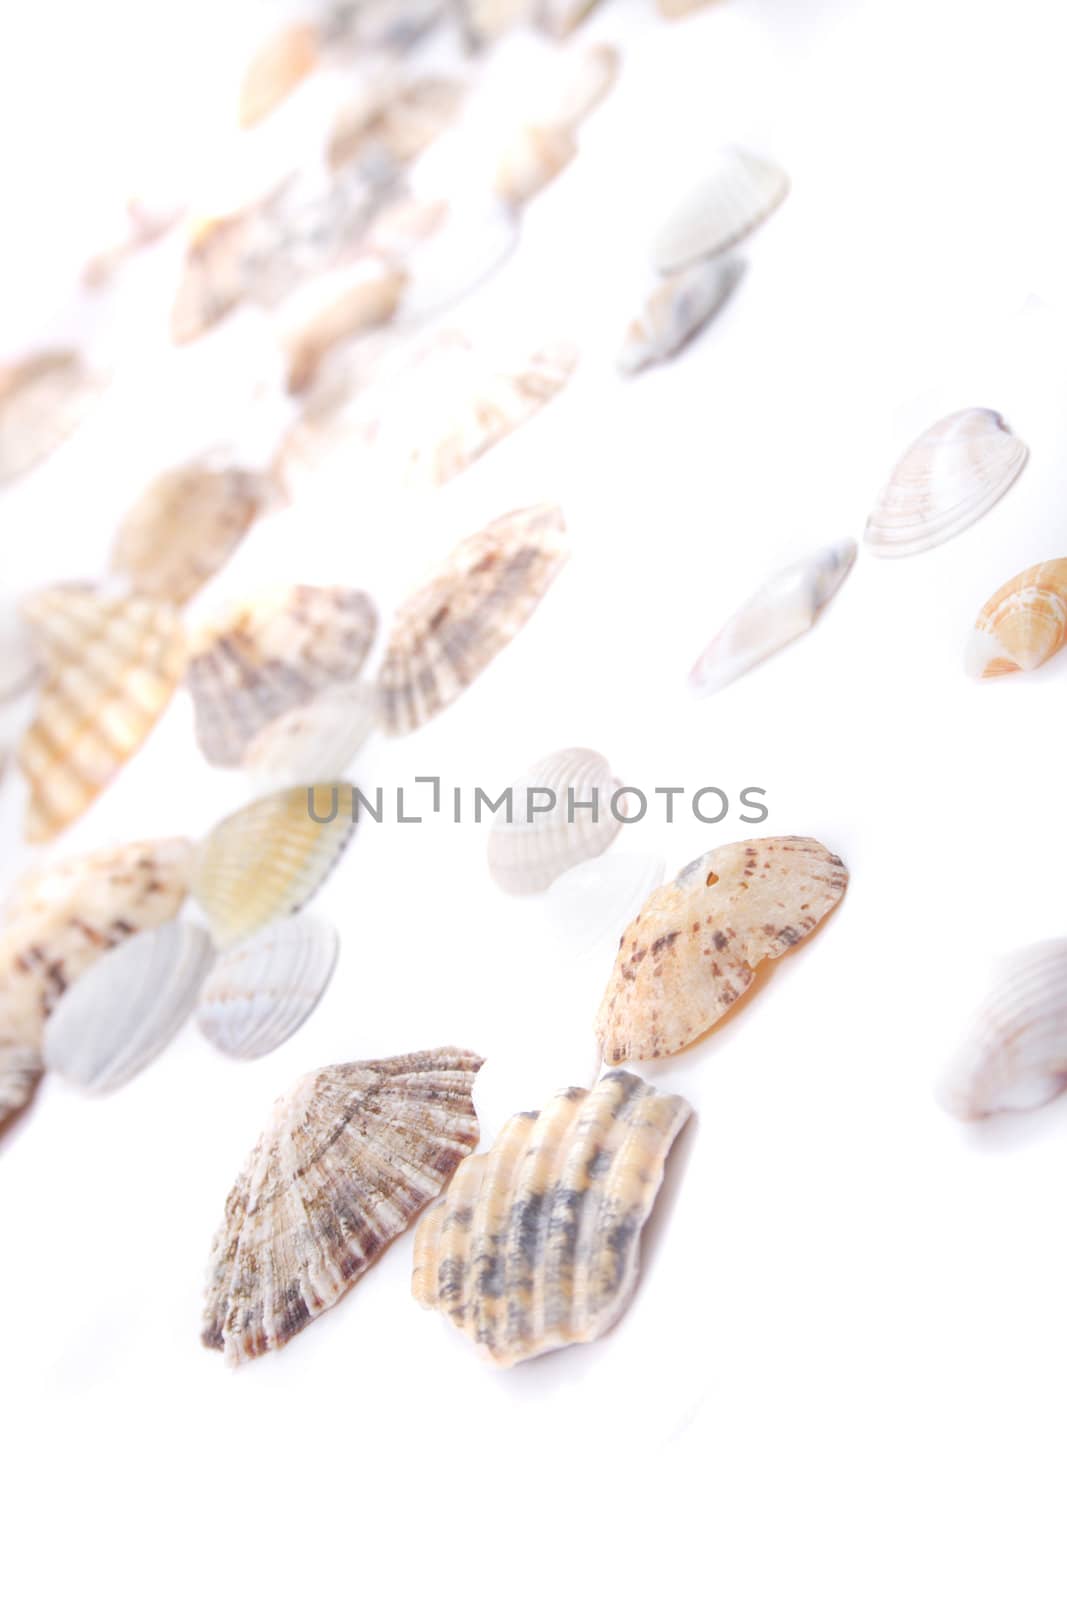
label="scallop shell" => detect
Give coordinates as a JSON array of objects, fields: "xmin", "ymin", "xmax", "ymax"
[
  {"xmin": 488, "ymin": 747, "xmax": 626, "ymax": 895},
  {"xmin": 238, "ymin": 22, "xmax": 320, "ymax": 128},
  {"xmin": 964, "ymin": 558, "xmax": 1067, "ymax": 678},
  {"xmin": 864, "ymin": 408, "xmax": 1029, "ymax": 558},
  {"xmin": 187, "ymin": 586, "xmax": 377, "ymax": 767},
  {"xmin": 192, "ymin": 784, "xmax": 357, "ymax": 947},
  {"xmin": 202, "ymin": 1047, "xmax": 483, "ymax": 1362},
  {"xmin": 619, "ymin": 257, "xmax": 743, "ymax": 375},
  {"xmin": 596, "ymin": 836, "xmax": 848, "ymax": 1063},
  {"xmin": 19, "ymin": 590, "xmax": 186, "ymax": 842},
  {"xmin": 241, "ymin": 682, "xmax": 380, "ymax": 784},
  {"xmin": 494, "ymin": 123, "xmax": 577, "ymax": 208},
  {"xmin": 378, "ymin": 504, "xmax": 568, "ymax": 734},
  {"xmin": 42, "ymin": 922, "xmax": 215, "ymax": 1094},
  {"xmin": 651, "ymin": 147, "xmax": 789, "ymax": 272},
  {"xmin": 280, "ymin": 259, "xmax": 407, "ymax": 393},
  {"xmin": 0, "ymin": 350, "xmax": 102, "ymax": 485},
  {"xmin": 328, "ymin": 75, "xmax": 464, "ymax": 178},
  {"xmin": 111, "ymin": 463, "xmax": 277, "ymax": 605},
  {"xmin": 412, "ymin": 1068, "xmax": 690, "ymax": 1366},
  {"xmin": 688, "ymin": 539, "xmax": 857, "ymax": 696},
  {"xmin": 197, "ymin": 915, "xmax": 339, "ymax": 1058},
  {"xmin": 938, "ymin": 941, "xmax": 1067, "ymax": 1120}
]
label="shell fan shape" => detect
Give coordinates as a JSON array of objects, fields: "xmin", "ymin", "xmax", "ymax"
[
  {"xmin": 202, "ymin": 1048, "xmax": 484, "ymax": 1362},
  {"xmin": 938, "ymin": 941, "xmax": 1067, "ymax": 1120},
  {"xmin": 488, "ymin": 747, "xmax": 627, "ymax": 895},
  {"xmin": 965, "ymin": 559, "xmax": 1067, "ymax": 678},
  {"xmin": 111, "ymin": 464, "xmax": 276, "ymax": 605},
  {"xmin": 651, "ymin": 147, "xmax": 789, "ymax": 273},
  {"xmin": 197, "ymin": 916, "xmax": 339, "ymax": 1059}
]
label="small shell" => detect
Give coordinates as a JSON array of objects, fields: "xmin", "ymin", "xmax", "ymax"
[
  {"xmin": 542, "ymin": 853, "xmax": 666, "ymax": 963},
  {"xmin": 197, "ymin": 915, "xmax": 339, "ymax": 1059},
  {"xmin": 378, "ymin": 504, "xmax": 568, "ymax": 734},
  {"xmin": 413, "ymin": 1068, "xmax": 690, "ymax": 1366},
  {"xmin": 241, "ymin": 682, "xmax": 380, "ymax": 784},
  {"xmin": 651, "ymin": 147, "xmax": 789, "ymax": 272},
  {"xmin": 596, "ymin": 836, "xmax": 848, "ymax": 1062},
  {"xmin": 619, "ymin": 256, "xmax": 743, "ymax": 375},
  {"xmin": 0, "ymin": 350, "xmax": 102, "ymax": 485},
  {"xmin": 279, "ymin": 259, "xmax": 408, "ymax": 393},
  {"xmin": 19, "ymin": 590, "xmax": 186, "ymax": 842},
  {"xmin": 938, "ymin": 941, "xmax": 1067, "ymax": 1120},
  {"xmin": 202, "ymin": 1047, "xmax": 483, "ymax": 1362},
  {"xmin": 964, "ymin": 558, "xmax": 1067, "ymax": 678},
  {"xmin": 42, "ymin": 922, "xmax": 214, "ymax": 1094},
  {"xmin": 238, "ymin": 22, "xmax": 320, "ymax": 127},
  {"xmin": 328, "ymin": 75, "xmax": 465, "ymax": 178},
  {"xmin": 488, "ymin": 747, "xmax": 626, "ymax": 895},
  {"xmin": 688, "ymin": 539, "xmax": 857, "ymax": 696},
  {"xmin": 111, "ymin": 463, "xmax": 276, "ymax": 605},
  {"xmin": 494, "ymin": 123, "xmax": 577, "ymax": 208},
  {"xmin": 865, "ymin": 408, "xmax": 1029, "ymax": 558},
  {"xmin": 192, "ymin": 784, "xmax": 357, "ymax": 947}
]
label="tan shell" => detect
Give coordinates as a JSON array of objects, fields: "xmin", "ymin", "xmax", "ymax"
[
  {"xmin": 596, "ymin": 836, "xmax": 848, "ymax": 1062},
  {"xmin": 965, "ymin": 558, "xmax": 1067, "ymax": 678},
  {"xmin": 202, "ymin": 1047, "xmax": 484, "ymax": 1362},
  {"xmin": 111, "ymin": 463, "xmax": 276, "ymax": 605},
  {"xmin": 495, "ymin": 122, "xmax": 577, "ymax": 208},
  {"xmin": 19, "ymin": 590, "xmax": 186, "ymax": 842},
  {"xmin": 328, "ymin": 75, "xmax": 465, "ymax": 177},
  {"xmin": 280, "ymin": 259, "xmax": 408, "ymax": 393},
  {"xmin": 378, "ymin": 504, "xmax": 568, "ymax": 734},
  {"xmin": 412, "ymin": 1068, "xmax": 690, "ymax": 1366},
  {"xmin": 238, "ymin": 22, "xmax": 320, "ymax": 128},
  {"xmin": 0, "ymin": 350, "xmax": 101, "ymax": 485}
]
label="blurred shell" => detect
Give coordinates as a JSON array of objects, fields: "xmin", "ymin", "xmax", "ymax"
[
  {"xmin": 19, "ymin": 590, "xmax": 186, "ymax": 842},
  {"xmin": 238, "ymin": 22, "xmax": 320, "ymax": 127},
  {"xmin": 658, "ymin": 0, "xmax": 716, "ymax": 14},
  {"xmin": 192, "ymin": 784, "xmax": 357, "ymax": 946},
  {"xmin": 596, "ymin": 836, "xmax": 848, "ymax": 1062},
  {"xmin": 458, "ymin": 0, "xmax": 532, "ymax": 45},
  {"xmin": 279, "ymin": 259, "xmax": 407, "ymax": 393},
  {"xmin": 0, "ymin": 1038, "xmax": 43, "ymax": 1131},
  {"xmin": 541, "ymin": 42, "xmax": 619, "ymax": 125},
  {"xmin": 652, "ymin": 147, "xmax": 789, "ymax": 272},
  {"xmin": 378, "ymin": 504, "xmax": 568, "ymax": 734},
  {"xmin": 495, "ymin": 123, "xmax": 577, "ymax": 208},
  {"xmin": 111, "ymin": 463, "xmax": 276, "ymax": 605},
  {"xmin": 965, "ymin": 558, "xmax": 1067, "ymax": 678},
  {"xmin": 542, "ymin": 852, "xmax": 665, "ymax": 963},
  {"xmin": 539, "ymin": 0, "xmax": 603, "ymax": 36},
  {"xmin": 938, "ymin": 941, "xmax": 1067, "ymax": 1120},
  {"xmin": 0, "ymin": 350, "xmax": 102, "ymax": 485},
  {"xmin": 187, "ymin": 586, "xmax": 377, "ymax": 767},
  {"xmin": 197, "ymin": 915, "xmax": 339, "ymax": 1058},
  {"xmin": 241, "ymin": 682, "xmax": 380, "ymax": 784},
  {"xmin": 619, "ymin": 257, "xmax": 743, "ymax": 375},
  {"xmin": 413, "ymin": 1068, "xmax": 690, "ymax": 1366},
  {"xmin": 688, "ymin": 539, "xmax": 856, "ymax": 696},
  {"xmin": 0, "ymin": 599, "xmax": 38, "ymax": 702},
  {"xmin": 488, "ymin": 747, "xmax": 626, "ymax": 895},
  {"xmin": 383, "ymin": 193, "xmax": 520, "ymax": 323},
  {"xmin": 328, "ymin": 75, "xmax": 464, "ymax": 179},
  {"xmin": 865, "ymin": 408, "xmax": 1028, "ymax": 558},
  {"xmin": 42, "ymin": 922, "xmax": 214, "ymax": 1094},
  {"xmin": 202, "ymin": 1046, "xmax": 483, "ymax": 1362}
]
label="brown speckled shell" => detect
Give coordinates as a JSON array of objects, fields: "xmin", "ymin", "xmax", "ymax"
[{"xmin": 111, "ymin": 464, "xmax": 276, "ymax": 605}]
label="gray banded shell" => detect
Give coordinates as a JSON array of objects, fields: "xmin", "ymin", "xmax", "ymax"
[
  {"xmin": 488, "ymin": 747, "xmax": 627, "ymax": 895},
  {"xmin": 651, "ymin": 147, "xmax": 789, "ymax": 273},
  {"xmin": 197, "ymin": 916, "xmax": 339, "ymax": 1059},
  {"xmin": 938, "ymin": 941, "xmax": 1067, "ymax": 1120}
]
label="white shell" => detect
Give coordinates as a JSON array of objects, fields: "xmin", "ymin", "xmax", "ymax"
[
  {"xmin": 540, "ymin": 853, "xmax": 666, "ymax": 963},
  {"xmin": 938, "ymin": 941, "xmax": 1067, "ymax": 1120},
  {"xmin": 689, "ymin": 539, "xmax": 856, "ymax": 696},
  {"xmin": 619, "ymin": 257, "xmax": 744, "ymax": 375},
  {"xmin": 197, "ymin": 915, "xmax": 339, "ymax": 1059},
  {"xmin": 488, "ymin": 747, "xmax": 627, "ymax": 895},
  {"xmin": 0, "ymin": 600, "xmax": 38, "ymax": 702},
  {"xmin": 651, "ymin": 147, "xmax": 789, "ymax": 272},
  {"xmin": 241, "ymin": 683, "xmax": 380, "ymax": 785},
  {"xmin": 42, "ymin": 922, "xmax": 214, "ymax": 1094},
  {"xmin": 390, "ymin": 193, "xmax": 520, "ymax": 324}
]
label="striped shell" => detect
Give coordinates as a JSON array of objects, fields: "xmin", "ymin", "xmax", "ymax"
[
  {"xmin": 865, "ymin": 408, "xmax": 1029, "ymax": 558},
  {"xmin": 596, "ymin": 836, "xmax": 848, "ymax": 1063},
  {"xmin": 965, "ymin": 558, "xmax": 1067, "ymax": 678},
  {"xmin": 488, "ymin": 747, "xmax": 627, "ymax": 895},
  {"xmin": 238, "ymin": 21, "xmax": 320, "ymax": 128},
  {"xmin": 412, "ymin": 1069, "xmax": 690, "ymax": 1366},
  {"xmin": 241, "ymin": 682, "xmax": 380, "ymax": 784},
  {"xmin": 938, "ymin": 941, "xmax": 1067, "ymax": 1119},
  {"xmin": 651, "ymin": 147, "xmax": 789, "ymax": 273},
  {"xmin": 111, "ymin": 464, "xmax": 276, "ymax": 605},
  {"xmin": 619, "ymin": 257, "xmax": 744, "ymax": 375},
  {"xmin": 378, "ymin": 504, "xmax": 568, "ymax": 734},
  {"xmin": 197, "ymin": 915, "xmax": 339, "ymax": 1059},
  {"xmin": 0, "ymin": 349, "xmax": 101, "ymax": 485},
  {"xmin": 202, "ymin": 1047, "xmax": 483, "ymax": 1362}
]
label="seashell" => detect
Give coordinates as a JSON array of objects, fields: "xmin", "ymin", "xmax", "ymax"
[
  {"xmin": 42, "ymin": 922, "xmax": 215, "ymax": 1094},
  {"xmin": 0, "ymin": 350, "xmax": 102, "ymax": 486},
  {"xmin": 170, "ymin": 215, "xmax": 249, "ymax": 344},
  {"xmin": 688, "ymin": 539, "xmax": 857, "ymax": 697},
  {"xmin": 488, "ymin": 747, "xmax": 626, "ymax": 895},
  {"xmin": 83, "ymin": 197, "xmax": 183, "ymax": 289},
  {"xmin": 0, "ymin": 1038, "xmax": 43, "ymax": 1132},
  {"xmin": 383, "ymin": 192, "xmax": 520, "ymax": 323},
  {"xmin": 494, "ymin": 123, "xmax": 577, "ymax": 208},
  {"xmin": 619, "ymin": 256, "xmax": 744, "ymax": 375},
  {"xmin": 328, "ymin": 75, "xmax": 465, "ymax": 179},
  {"xmin": 542, "ymin": 852, "xmax": 666, "ymax": 963},
  {"xmin": 651, "ymin": 147, "xmax": 789, "ymax": 272},
  {"xmin": 202, "ymin": 1046, "xmax": 483, "ymax": 1361},
  {"xmin": 864, "ymin": 408, "xmax": 1029, "ymax": 559},
  {"xmin": 964, "ymin": 558, "xmax": 1067, "ymax": 678},
  {"xmin": 241, "ymin": 682, "xmax": 380, "ymax": 784},
  {"xmin": 533, "ymin": 41, "xmax": 619, "ymax": 129},
  {"xmin": 938, "ymin": 941, "xmax": 1067, "ymax": 1120},
  {"xmin": 457, "ymin": 0, "xmax": 533, "ymax": 46},
  {"xmin": 538, "ymin": 0, "xmax": 604, "ymax": 40},
  {"xmin": 378, "ymin": 504, "xmax": 568, "ymax": 734},
  {"xmin": 197, "ymin": 915, "xmax": 338, "ymax": 1058},
  {"xmin": 238, "ymin": 22, "xmax": 320, "ymax": 128},
  {"xmin": 192, "ymin": 784, "xmax": 357, "ymax": 946},
  {"xmin": 412, "ymin": 1068, "xmax": 690, "ymax": 1366},
  {"xmin": 19, "ymin": 590, "xmax": 186, "ymax": 842},
  {"xmin": 279, "ymin": 259, "xmax": 408, "ymax": 393},
  {"xmin": 0, "ymin": 599, "xmax": 39, "ymax": 703},
  {"xmin": 596, "ymin": 836, "xmax": 848, "ymax": 1063},
  {"xmin": 111, "ymin": 463, "xmax": 277, "ymax": 605}
]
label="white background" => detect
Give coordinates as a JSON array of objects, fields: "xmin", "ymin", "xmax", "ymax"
[{"xmin": 3, "ymin": 1, "xmax": 1067, "ymax": 1596}]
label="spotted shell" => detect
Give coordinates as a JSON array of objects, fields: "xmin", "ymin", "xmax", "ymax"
[
  {"xmin": 110, "ymin": 464, "xmax": 276, "ymax": 605},
  {"xmin": 938, "ymin": 941, "xmax": 1067, "ymax": 1120},
  {"xmin": 241, "ymin": 682, "xmax": 380, "ymax": 785},
  {"xmin": 197, "ymin": 915, "xmax": 338, "ymax": 1059},
  {"xmin": 238, "ymin": 21, "xmax": 320, "ymax": 128},
  {"xmin": 488, "ymin": 747, "xmax": 627, "ymax": 895},
  {"xmin": 619, "ymin": 257, "xmax": 743, "ymax": 375},
  {"xmin": 651, "ymin": 147, "xmax": 789, "ymax": 273},
  {"xmin": 964, "ymin": 558, "xmax": 1067, "ymax": 678},
  {"xmin": 0, "ymin": 349, "xmax": 102, "ymax": 485}
]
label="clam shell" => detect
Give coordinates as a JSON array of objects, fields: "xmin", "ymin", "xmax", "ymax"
[
  {"xmin": 192, "ymin": 784, "xmax": 357, "ymax": 946},
  {"xmin": 238, "ymin": 21, "xmax": 320, "ymax": 128},
  {"xmin": 865, "ymin": 408, "xmax": 1029, "ymax": 558},
  {"xmin": 111, "ymin": 463, "xmax": 276, "ymax": 605},
  {"xmin": 688, "ymin": 539, "xmax": 857, "ymax": 696},
  {"xmin": 328, "ymin": 75, "xmax": 464, "ymax": 178},
  {"xmin": 596, "ymin": 836, "xmax": 848, "ymax": 1062},
  {"xmin": 938, "ymin": 941, "xmax": 1067, "ymax": 1120},
  {"xmin": 619, "ymin": 257, "xmax": 743, "ymax": 375},
  {"xmin": 651, "ymin": 147, "xmax": 789, "ymax": 272},
  {"xmin": 378, "ymin": 504, "xmax": 568, "ymax": 734},
  {"xmin": 412, "ymin": 1068, "xmax": 690, "ymax": 1366},
  {"xmin": 42, "ymin": 922, "xmax": 215, "ymax": 1094},
  {"xmin": 279, "ymin": 259, "xmax": 407, "ymax": 393},
  {"xmin": 202, "ymin": 1047, "xmax": 483, "ymax": 1362},
  {"xmin": 197, "ymin": 915, "xmax": 339, "ymax": 1058},
  {"xmin": 19, "ymin": 590, "xmax": 186, "ymax": 842},
  {"xmin": 488, "ymin": 747, "xmax": 626, "ymax": 895},
  {"xmin": 542, "ymin": 853, "xmax": 666, "ymax": 963},
  {"xmin": 0, "ymin": 350, "xmax": 102, "ymax": 485},
  {"xmin": 241, "ymin": 682, "xmax": 380, "ymax": 784},
  {"xmin": 964, "ymin": 558, "xmax": 1067, "ymax": 678},
  {"xmin": 494, "ymin": 122, "xmax": 577, "ymax": 208}
]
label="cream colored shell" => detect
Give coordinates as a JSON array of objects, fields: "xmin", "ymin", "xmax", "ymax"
[
  {"xmin": 965, "ymin": 558, "xmax": 1067, "ymax": 677},
  {"xmin": 488, "ymin": 747, "xmax": 626, "ymax": 895},
  {"xmin": 938, "ymin": 941, "xmax": 1067, "ymax": 1119},
  {"xmin": 0, "ymin": 350, "xmax": 101, "ymax": 485},
  {"xmin": 197, "ymin": 915, "xmax": 339, "ymax": 1059},
  {"xmin": 111, "ymin": 463, "xmax": 276, "ymax": 605}
]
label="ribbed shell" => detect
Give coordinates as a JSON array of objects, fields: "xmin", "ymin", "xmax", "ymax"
[
  {"xmin": 865, "ymin": 408, "xmax": 1029, "ymax": 558},
  {"xmin": 202, "ymin": 1047, "xmax": 484, "ymax": 1362},
  {"xmin": 965, "ymin": 558, "xmax": 1067, "ymax": 678},
  {"xmin": 0, "ymin": 349, "xmax": 101, "ymax": 485},
  {"xmin": 619, "ymin": 257, "xmax": 744, "ymax": 375},
  {"xmin": 938, "ymin": 941, "xmax": 1067, "ymax": 1120},
  {"xmin": 378, "ymin": 504, "xmax": 568, "ymax": 734},
  {"xmin": 238, "ymin": 21, "xmax": 320, "ymax": 128},
  {"xmin": 192, "ymin": 784, "xmax": 357, "ymax": 947},
  {"xmin": 241, "ymin": 682, "xmax": 380, "ymax": 784},
  {"xmin": 197, "ymin": 915, "xmax": 339, "ymax": 1058},
  {"xmin": 488, "ymin": 747, "xmax": 626, "ymax": 895},
  {"xmin": 412, "ymin": 1069, "xmax": 690, "ymax": 1367},
  {"xmin": 18, "ymin": 589, "xmax": 186, "ymax": 842},
  {"xmin": 651, "ymin": 147, "xmax": 789, "ymax": 272},
  {"xmin": 111, "ymin": 464, "xmax": 276, "ymax": 605},
  {"xmin": 596, "ymin": 836, "xmax": 848, "ymax": 1062},
  {"xmin": 42, "ymin": 922, "xmax": 215, "ymax": 1094}
]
